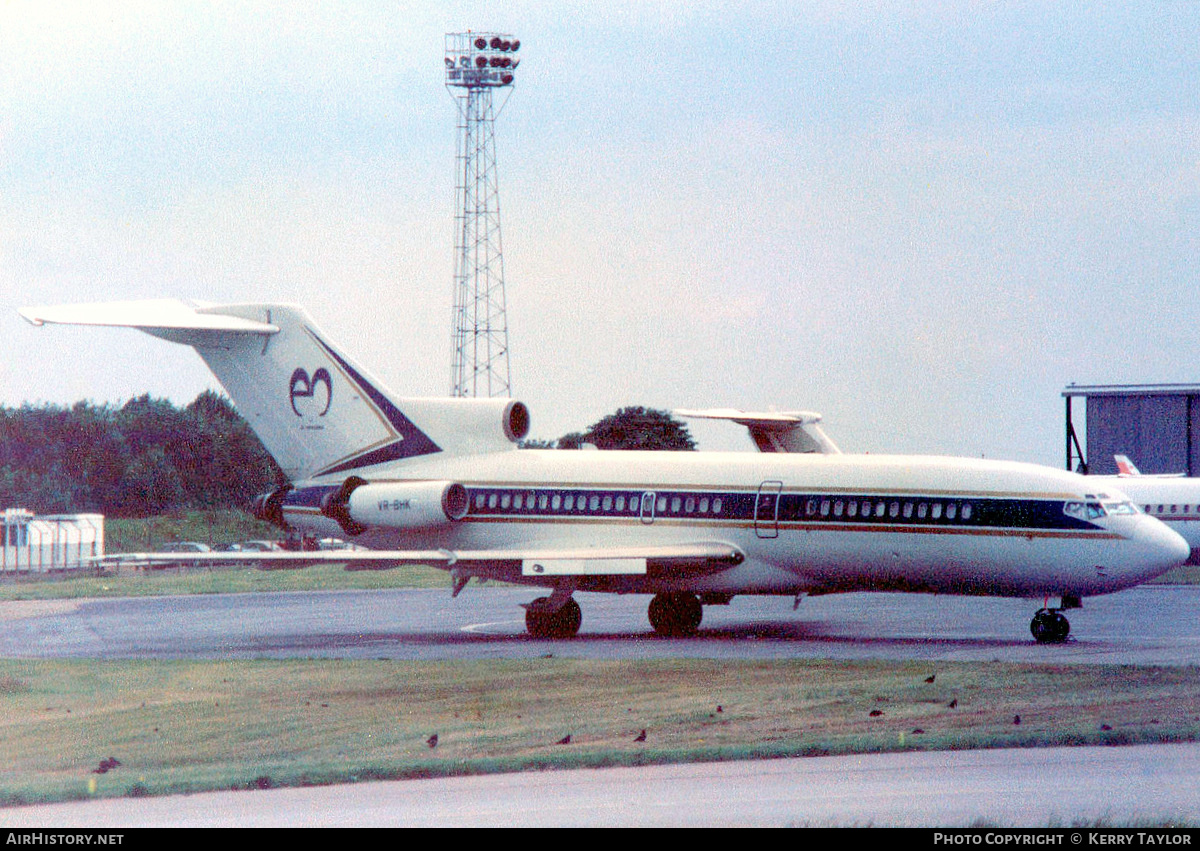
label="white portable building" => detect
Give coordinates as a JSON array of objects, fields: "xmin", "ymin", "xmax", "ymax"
[{"xmin": 0, "ymin": 508, "xmax": 105, "ymax": 573}]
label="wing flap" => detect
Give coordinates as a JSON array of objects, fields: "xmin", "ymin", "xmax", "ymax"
[{"xmin": 523, "ymin": 558, "xmax": 646, "ymax": 576}]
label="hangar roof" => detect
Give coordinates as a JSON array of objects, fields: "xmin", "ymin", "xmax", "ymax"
[{"xmin": 1062, "ymin": 383, "xmax": 1200, "ymax": 398}]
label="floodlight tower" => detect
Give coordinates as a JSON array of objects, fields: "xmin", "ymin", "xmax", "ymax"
[{"xmin": 445, "ymin": 32, "xmax": 520, "ymax": 398}]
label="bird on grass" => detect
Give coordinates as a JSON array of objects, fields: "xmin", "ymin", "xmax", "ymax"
[
  {"xmin": 633, "ymin": 729, "xmax": 646, "ymax": 742},
  {"xmin": 557, "ymin": 734, "xmax": 572, "ymax": 745},
  {"xmin": 426, "ymin": 734, "xmax": 438, "ymax": 749}
]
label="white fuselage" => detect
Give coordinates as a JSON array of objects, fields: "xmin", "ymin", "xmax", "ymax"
[{"xmin": 280, "ymin": 450, "xmax": 1188, "ymax": 600}]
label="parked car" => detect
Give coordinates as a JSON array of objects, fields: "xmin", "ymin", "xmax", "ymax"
[
  {"xmin": 235, "ymin": 540, "xmax": 283, "ymax": 552},
  {"xmin": 317, "ymin": 538, "xmax": 366, "ymax": 551},
  {"xmin": 162, "ymin": 541, "xmax": 211, "ymax": 553},
  {"xmin": 154, "ymin": 541, "xmax": 212, "ymax": 570}
]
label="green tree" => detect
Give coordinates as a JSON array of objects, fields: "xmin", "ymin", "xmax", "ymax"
[
  {"xmin": 114, "ymin": 445, "xmax": 186, "ymax": 516},
  {"xmin": 561, "ymin": 407, "xmax": 696, "ymax": 451},
  {"xmin": 0, "ymin": 392, "xmax": 286, "ymax": 517},
  {"xmin": 176, "ymin": 390, "xmax": 285, "ymax": 509}
]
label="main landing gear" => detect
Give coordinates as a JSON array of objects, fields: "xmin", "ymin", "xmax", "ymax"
[
  {"xmin": 524, "ymin": 595, "xmax": 582, "ymax": 639},
  {"xmin": 648, "ymin": 592, "xmax": 703, "ymax": 637},
  {"xmin": 522, "ymin": 591, "xmax": 707, "ymax": 639}
]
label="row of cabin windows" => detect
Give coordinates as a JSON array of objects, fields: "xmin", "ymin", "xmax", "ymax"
[
  {"xmin": 1146, "ymin": 504, "xmax": 1198, "ymax": 516},
  {"xmin": 468, "ymin": 488, "xmax": 978, "ymax": 524},
  {"xmin": 472, "ymin": 490, "xmax": 726, "ymax": 516},
  {"xmin": 804, "ymin": 498, "xmax": 973, "ymax": 522}
]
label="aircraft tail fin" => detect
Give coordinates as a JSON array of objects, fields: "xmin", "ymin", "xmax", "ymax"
[
  {"xmin": 20, "ymin": 299, "xmax": 529, "ymax": 482},
  {"xmin": 1111, "ymin": 454, "xmax": 1187, "ymax": 478},
  {"xmin": 1114, "ymin": 455, "xmax": 1142, "ymax": 476}
]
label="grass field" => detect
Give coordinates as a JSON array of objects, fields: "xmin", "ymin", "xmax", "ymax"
[
  {"xmin": 2, "ymin": 657, "xmax": 1199, "ymax": 806},
  {"xmin": 0, "ymin": 561, "xmax": 452, "ymax": 601},
  {"xmin": 104, "ymin": 510, "xmax": 285, "ymax": 554}
]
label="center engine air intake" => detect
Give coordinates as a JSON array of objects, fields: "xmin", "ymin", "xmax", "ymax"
[
  {"xmin": 320, "ymin": 477, "xmax": 469, "ymax": 536},
  {"xmin": 389, "ymin": 397, "xmax": 530, "ymax": 455}
]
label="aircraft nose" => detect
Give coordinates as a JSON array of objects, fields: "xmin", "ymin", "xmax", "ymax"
[
  {"xmin": 1098, "ymin": 516, "xmax": 1190, "ymax": 592},
  {"xmin": 1166, "ymin": 524, "xmax": 1191, "ymax": 565},
  {"xmin": 1141, "ymin": 517, "xmax": 1190, "ymax": 574}
]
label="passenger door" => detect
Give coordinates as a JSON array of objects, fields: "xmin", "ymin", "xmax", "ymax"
[{"xmin": 755, "ymin": 481, "xmax": 782, "ymax": 539}]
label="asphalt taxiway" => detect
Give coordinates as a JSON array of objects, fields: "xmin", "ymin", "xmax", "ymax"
[{"xmin": 0, "ymin": 584, "xmax": 1197, "ymax": 665}]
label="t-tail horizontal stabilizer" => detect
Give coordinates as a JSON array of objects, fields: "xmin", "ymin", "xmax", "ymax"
[{"xmin": 676, "ymin": 408, "xmax": 841, "ymax": 454}]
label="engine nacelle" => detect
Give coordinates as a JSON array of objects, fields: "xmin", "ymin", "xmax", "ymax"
[
  {"xmin": 252, "ymin": 485, "xmax": 294, "ymax": 529},
  {"xmin": 391, "ymin": 397, "xmax": 530, "ymax": 455},
  {"xmin": 320, "ymin": 477, "xmax": 468, "ymax": 536}
]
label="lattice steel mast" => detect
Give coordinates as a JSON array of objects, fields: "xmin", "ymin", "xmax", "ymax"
[{"xmin": 445, "ymin": 32, "xmax": 520, "ymax": 398}]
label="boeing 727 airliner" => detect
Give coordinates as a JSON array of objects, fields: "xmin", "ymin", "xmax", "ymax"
[{"xmin": 19, "ymin": 299, "xmax": 1190, "ymax": 643}]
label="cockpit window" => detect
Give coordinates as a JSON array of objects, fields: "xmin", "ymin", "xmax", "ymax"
[
  {"xmin": 1103, "ymin": 500, "xmax": 1138, "ymax": 516},
  {"xmin": 1064, "ymin": 501, "xmax": 1108, "ymax": 521}
]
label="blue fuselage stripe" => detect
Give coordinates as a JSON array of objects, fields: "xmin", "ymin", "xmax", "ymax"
[{"xmin": 282, "ymin": 484, "xmax": 1096, "ymax": 532}]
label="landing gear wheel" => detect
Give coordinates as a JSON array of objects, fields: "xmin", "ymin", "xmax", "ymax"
[
  {"xmin": 1030, "ymin": 608, "xmax": 1070, "ymax": 644},
  {"xmin": 525, "ymin": 596, "xmax": 582, "ymax": 639},
  {"xmin": 648, "ymin": 592, "xmax": 703, "ymax": 637}
]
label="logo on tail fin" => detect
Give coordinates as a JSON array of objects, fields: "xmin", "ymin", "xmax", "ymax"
[{"xmin": 290, "ymin": 368, "xmax": 333, "ymax": 417}]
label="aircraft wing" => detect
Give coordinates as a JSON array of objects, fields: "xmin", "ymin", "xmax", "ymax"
[
  {"xmin": 676, "ymin": 408, "xmax": 841, "ymax": 454},
  {"xmin": 97, "ymin": 541, "xmax": 745, "ymax": 576}
]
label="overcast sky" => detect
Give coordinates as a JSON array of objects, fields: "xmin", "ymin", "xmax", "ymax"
[{"xmin": 2, "ymin": 1, "xmax": 1198, "ymax": 466}]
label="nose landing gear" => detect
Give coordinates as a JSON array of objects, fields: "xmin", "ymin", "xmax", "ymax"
[{"xmin": 1030, "ymin": 607, "xmax": 1071, "ymax": 643}]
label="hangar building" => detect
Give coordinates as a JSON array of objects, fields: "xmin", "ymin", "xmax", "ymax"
[{"xmin": 1063, "ymin": 384, "xmax": 1200, "ymax": 476}]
